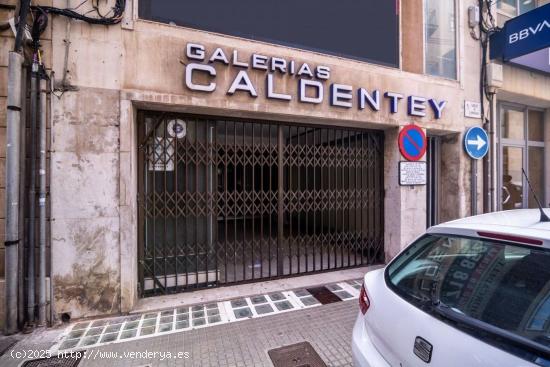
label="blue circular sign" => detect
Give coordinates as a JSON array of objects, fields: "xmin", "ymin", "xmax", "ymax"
[
  {"xmin": 398, "ymin": 125, "xmax": 427, "ymax": 161},
  {"xmin": 464, "ymin": 127, "xmax": 489, "ymax": 160}
]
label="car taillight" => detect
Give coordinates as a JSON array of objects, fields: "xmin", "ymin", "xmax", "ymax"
[{"xmin": 359, "ymin": 284, "xmax": 370, "ymax": 314}]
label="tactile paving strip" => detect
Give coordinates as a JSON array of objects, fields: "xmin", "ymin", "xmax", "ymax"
[{"xmin": 51, "ymin": 280, "xmax": 362, "ymax": 353}]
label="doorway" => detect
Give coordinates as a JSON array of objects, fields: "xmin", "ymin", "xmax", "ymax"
[{"xmin": 137, "ymin": 112, "xmax": 385, "ymax": 296}]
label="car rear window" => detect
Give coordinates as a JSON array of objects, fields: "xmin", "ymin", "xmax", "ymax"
[{"xmin": 386, "ymin": 234, "xmax": 550, "ymax": 357}]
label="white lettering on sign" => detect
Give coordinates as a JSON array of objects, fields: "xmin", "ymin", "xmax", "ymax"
[
  {"xmin": 508, "ymin": 19, "xmax": 550, "ymax": 44},
  {"xmin": 399, "ymin": 161, "xmax": 427, "ymax": 186},
  {"xmin": 183, "ymin": 42, "xmax": 448, "ymax": 119}
]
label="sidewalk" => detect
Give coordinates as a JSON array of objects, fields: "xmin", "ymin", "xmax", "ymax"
[
  {"xmin": 79, "ymin": 300, "xmax": 357, "ymax": 367},
  {"xmin": 1, "ymin": 273, "xmax": 370, "ymax": 367}
]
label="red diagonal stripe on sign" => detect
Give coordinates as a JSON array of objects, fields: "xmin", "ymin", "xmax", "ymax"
[{"xmin": 404, "ymin": 133, "xmax": 422, "ymax": 154}]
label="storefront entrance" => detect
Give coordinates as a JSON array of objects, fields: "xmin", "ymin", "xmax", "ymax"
[{"xmin": 137, "ymin": 112, "xmax": 385, "ymax": 297}]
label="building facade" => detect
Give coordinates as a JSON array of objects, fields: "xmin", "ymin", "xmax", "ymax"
[{"xmin": 1, "ymin": 0, "xmax": 546, "ymax": 327}]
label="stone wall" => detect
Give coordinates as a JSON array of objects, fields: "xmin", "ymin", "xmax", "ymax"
[{"xmin": 38, "ymin": 0, "xmax": 483, "ymax": 320}]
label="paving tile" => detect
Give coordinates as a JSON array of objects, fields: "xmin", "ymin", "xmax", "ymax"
[
  {"xmin": 234, "ymin": 308, "xmax": 252, "ymax": 319},
  {"xmin": 176, "ymin": 307, "xmax": 189, "ymax": 314},
  {"xmin": 294, "ymin": 289, "xmax": 311, "ymax": 297},
  {"xmin": 230, "ymin": 299, "xmax": 248, "ymax": 308},
  {"xmin": 105, "ymin": 324, "xmax": 122, "ymax": 333},
  {"xmin": 100, "ymin": 333, "xmax": 118, "ymax": 343},
  {"xmin": 159, "ymin": 323, "xmax": 173, "ymax": 333},
  {"xmin": 140, "ymin": 327, "xmax": 155, "ymax": 336},
  {"xmin": 119, "ymin": 329, "xmax": 137, "ymax": 339},
  {"xmin": 207, "ymin": 308, "xmax": 220, "ymax": 316},
  {"xmin": 176, "ymin": 313, "xmax": 189, "ymax": 322},
  {"xmin": 274, "ymin": 301, "xmax": 293, "ymax": 311},
  {"xmin": 142, "ymin": 319, "xmax": 156, "ymax": 328},
  {"xmin": 254, "ymin": 304, "xmax": 274, "ymax": 315},
  {"xmin": 176, "ymin": 320, "xmax": 189, "ymax": 330},
  {"xmin": 208, "ymin": 315, "xmax": 221, "ymax": 324},
  {"xmin": 250, "ymin": 295, "xmax": 267, "ymax": 304},
  {"xmin": 85, "ymin": 327, "xmax": 103, "ymax": 337},
  {"xmin": 123, "ymin": 321, "xmax": 139, "ymax": 330},
  {"xmin": 67, "ymin": 329, "xmax": 85, "ymax": 339},
  {"xmin": 81, "ymin": 336, "xmax": 99, "ymax": 346},
  {"xmin": 268, "ymin": 292, "xmax": 285, "ymax": 301}
]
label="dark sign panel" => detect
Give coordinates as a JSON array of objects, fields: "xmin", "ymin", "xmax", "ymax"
[
  {"xmin": 490, "ymin": 3, "xmax": 550, "ymax": 62},
  {"xmin": 139, "ymin": 0, "xmax": 399, "ymax": 68}
]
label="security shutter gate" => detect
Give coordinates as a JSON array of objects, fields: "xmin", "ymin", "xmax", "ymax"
[{"xmin": 138, "ymin": 112, "xmax": 384, "ymax": 297}]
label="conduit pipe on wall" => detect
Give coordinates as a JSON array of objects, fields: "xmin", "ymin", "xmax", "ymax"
[
  {"xmin": 5, "ymin": 51, "xmax": 24, "ymax": 335},
  {"xmin": 38, "ymin": 75, "xmax": 47, "ymax": 326},
  {"xmin": 27, "ymin": 57, "xmax": 38, "ymax": 326},
  {"xmin": 18, "ymin": 62, "xmax": 27, "ymax": 328}
]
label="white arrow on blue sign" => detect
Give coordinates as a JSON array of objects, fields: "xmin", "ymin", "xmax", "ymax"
[{"xmin": 464, "ymin": 126, "xmax": 489, "ymax": 160}]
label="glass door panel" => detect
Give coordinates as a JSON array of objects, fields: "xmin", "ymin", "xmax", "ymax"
[
  {"xmin": 502, "ymin": 146, "xmax": 523, "ymax": 210},
  {"xmin": 528, "ymin": 147, "xmax": 545, "ymax": 208}
]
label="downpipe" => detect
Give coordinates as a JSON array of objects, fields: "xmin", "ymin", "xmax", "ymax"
[
  {"xmin": 5, "ymin": 51, "xmax": 24, "ymax": 335},
  {"xmin": 38, "ymin": 73, "xmax": 47, "ymax": 326},
  {"xmin": 27, "ymin": 56, "xmax": 38, "ymax": 327}
]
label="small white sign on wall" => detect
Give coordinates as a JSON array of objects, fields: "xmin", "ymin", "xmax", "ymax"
[
  {"xmin": 148, "ymin": 137, "xmax": 175, "ymax": 171},
  {"xmin": 464, "ymin": 100, "xmax": 482, "ymax": 119},
  {"xmin": 399, "ymin": 161, "xmax": 427, "ymax": 186}
]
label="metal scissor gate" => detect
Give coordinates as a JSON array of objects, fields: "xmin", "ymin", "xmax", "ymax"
[{"xmin": 138, "ymin": 112, "xmax": 384, "ymax": 297}]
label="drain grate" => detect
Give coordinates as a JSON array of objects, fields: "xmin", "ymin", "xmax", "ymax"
[
  {"xmin": 268, "ymin": 342, "xmax": 327, "ymax": 367},
  {"xmin": 306, "ymin": 286, "xmax": 342, "ymax": 305},
  {"xmin": 22, "ymin": 354, "xmax": 83, "ymax": 367}
]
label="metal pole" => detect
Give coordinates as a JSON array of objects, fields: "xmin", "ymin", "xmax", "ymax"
[
  {"xmin": 489, "ymin": 96, "xmax": 498, "ymax": 212},
  {"xmin": 27, "ymin": 57, "xmax": 38, "ymax": 326},
  {"xmin": 471, "ymin": 159, "xmax": 478, "ymax": 216},
  {"xmin": 38, "ymin": 74, "xmax": 47, "ymax": 326},
  {"xmin": 48, "ymin": 74, "xmax": 55, "ymax": 327},
  {"xmin": 5, "ymin": 51, "xmax": 24, "ymax": 335},
  {"xmin": 277, "ymin": 126, "xmax": 284, "ymax": 277},
  {"xmin": 18, "ymin": 62, "xmax": 27, "ymax": 328}
]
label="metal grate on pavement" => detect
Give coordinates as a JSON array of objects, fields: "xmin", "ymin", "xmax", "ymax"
[{"xmin": 268, "ymin": 341, "xmax": 327, "ymax": 367}]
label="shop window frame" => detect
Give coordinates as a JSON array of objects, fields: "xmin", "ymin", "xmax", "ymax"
[
  {"xmin": 423, "ymin": 0, "xmax": 459, "ymax": 80},
  {"xmin": 497, "ymin": 102, "xmax": 546, "ymax": 211},
  {"xmin": 497, "ymin": 0, "xmax": 539, "ymax": 18}
]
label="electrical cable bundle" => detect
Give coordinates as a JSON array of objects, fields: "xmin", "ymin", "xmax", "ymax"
[{"xmin": 32, "ymin": 0, "xmax": 126, "ymax": 25}]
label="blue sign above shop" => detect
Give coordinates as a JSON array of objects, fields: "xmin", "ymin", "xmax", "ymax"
[
  {"xmin": 490, "ymin": 3, "xmax": 550, "ymax": 69},
  {"xmin": 464, "ymin": 127, "xmax": 489, "ymax": 160}
]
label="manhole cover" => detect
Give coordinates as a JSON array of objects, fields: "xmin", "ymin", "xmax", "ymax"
[
  {"xmin": 306, "ymin": 286, "xmax": 342, "ymax": 305},
  {"xmin": 21, "ymin": 353, "xmax": 83, "ymax": 367},
  {"xmin": 268, "ymin": 342, "xmax": 327, "ymax": 367}
]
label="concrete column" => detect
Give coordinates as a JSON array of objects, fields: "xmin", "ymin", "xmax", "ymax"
[
  {"xmin": 383, "ymin": 127, "xmax": 427, "ymax": 262},
  {"xmin": 119, "ymin": 98, "xmax": 138, "ymax": 313},
  {"xmin": 440, "ymin": 133, "xmax": 470, "ymax": 222}
]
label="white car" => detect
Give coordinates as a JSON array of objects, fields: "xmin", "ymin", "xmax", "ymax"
[{"xmin": 352, "ymin": 209, "xmax": 550, "ymax": 367}]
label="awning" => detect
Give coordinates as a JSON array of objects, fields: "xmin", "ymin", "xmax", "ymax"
[{"xmin": 490, "ymin": 3, "xmax": 550, "ymax": 74}]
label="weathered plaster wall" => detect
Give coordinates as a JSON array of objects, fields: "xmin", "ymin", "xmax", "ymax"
[
  {"xmin": 383, "ymin": 128, "xmax": 427, "ymax": 261},
  {"xmin": 47, "ymin": 0, "xmax": 482, "ymax": 319},
  {"xmin": 50, "ymin": 88, "xmax": 121, "ymax": 319}
]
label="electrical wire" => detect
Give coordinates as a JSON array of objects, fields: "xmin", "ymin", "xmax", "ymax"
[{"xmin": 32, "ymin": 0, "xmax": 125, "ymax": 25}]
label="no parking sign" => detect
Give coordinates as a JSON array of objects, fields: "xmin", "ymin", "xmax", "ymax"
[{"xmin": 398, "ymin": 125, "xmax": 426, "ymax": 161}]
